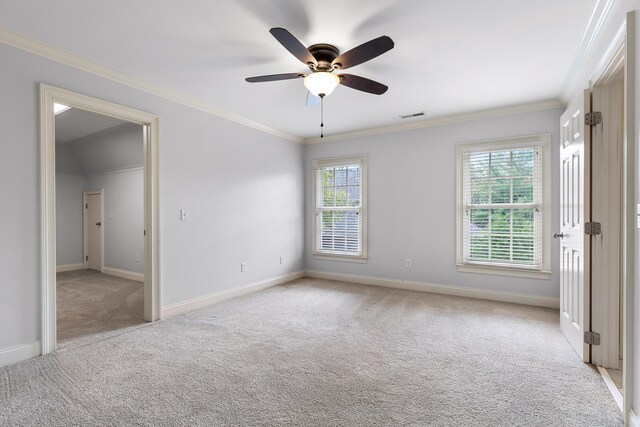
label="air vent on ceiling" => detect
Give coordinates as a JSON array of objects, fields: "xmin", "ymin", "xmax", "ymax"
[{"xmin": 400, "ymin": 111, "xmax": 425, "ymax": 119}]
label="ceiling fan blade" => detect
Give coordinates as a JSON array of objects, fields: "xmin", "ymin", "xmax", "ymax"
[
  {"xmin": 270, "ymin": 27, "xmax": 318, "ymax": 67},
  {"xmin": 332, "ymin": 36, "xmax": 394, "ymax": 70},
  {"xmin": 245, "ymin": 73, "xmax": 305, "ymax": 83},
  {"xmin": 306, "ymin": 91, "xmax": 321, "ymax": 107},
  {"xmin": 339, "ymin": 74, "xmax": 388, "ymax": 95}
]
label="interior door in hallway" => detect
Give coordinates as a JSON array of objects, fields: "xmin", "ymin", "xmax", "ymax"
[
  {"xmin": 558, "ymin": 90, "xmax": 590, "ymax": 362},
  {"xmin": 85, "ymin": 191, "xmax": 103, "ymax": 271}
]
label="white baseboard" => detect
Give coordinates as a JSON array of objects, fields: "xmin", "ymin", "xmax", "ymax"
[
  {"xmin": 161, "ymin": 270, "xmax": 305, "ymax": 319},
  {"xmin": 0, "ymin": 341, "xmax": 41, "ymax": 368},
  {"xmin": 304, "ymin": 270, "xmax": 560, "ymax": 309},
  {"xmin": 56, "ymin": 263, "xmax": 84, "ymax": 273},
  {"xmin": 630, "ymin": 410, "xmax": 640, "ymax": 427},
  {"xmin": 102, "ymin": 267, "xmax": 144, "ymax": 282},
  {"xmin": 597, "ymin": 366, "xmax": 623, "ymax": 411}
]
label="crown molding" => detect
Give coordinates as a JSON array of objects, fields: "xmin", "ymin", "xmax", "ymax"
[
  {"xmin": 559, "ymin": 0, "xmax": 618, "ymax": 101},
  {"xmin": 303, "ymin": 99, "xmax": 565, "ymax": 144},
  {"xmin": 0, "ymin": 27, "xmax": 304, "ymax": 144}
]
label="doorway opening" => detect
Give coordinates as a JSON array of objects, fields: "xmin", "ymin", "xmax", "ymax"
[
  {"xmin": 40, "ymin": 84, "xmax": 160, "ymax": 354},
  {"xmin": 54, "ymin": 105, "xmax": 146, "ymax": 347}
]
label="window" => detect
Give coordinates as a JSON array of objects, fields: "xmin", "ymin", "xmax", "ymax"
[
  {"xmin": 456, "ymin": 134, "xmax": 551, "ymax": 279},
  {"xmin": 312, "ymin": 155, "xmax": 367, "ymax": 262}
]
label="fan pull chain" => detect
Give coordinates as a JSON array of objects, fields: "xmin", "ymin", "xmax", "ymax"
[{"xmin": 320, "ymin": 94, "xmax": 325, "ymax": 139}]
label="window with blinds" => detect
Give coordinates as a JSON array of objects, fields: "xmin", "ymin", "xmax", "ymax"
[
  {"xmin": 312, "ymin": 156, "xmax": 367, "ymax": 260},
  {"xmin": 458, "ymin": 136, "xmax": 550, "ymax": 274}
]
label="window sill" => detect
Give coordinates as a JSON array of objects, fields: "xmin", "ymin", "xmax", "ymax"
[
  {"xmin": 313, "ymin": 253, "xmax": 368, "ymax": 264},
  {"xmin": 456, "ymin": 263, "xmax": 551, "ymax": 280}
]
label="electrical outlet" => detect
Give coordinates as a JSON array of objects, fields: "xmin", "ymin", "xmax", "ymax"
[
  {"xmin": 180, "ymin": 209, "xmax": 189, "ymax": 221},
  {"xmin": 405, "ymin": 259, "xmax": 412, "ymax": 268},
  {"xmin": 280, "ymin": 256, "xmax": 284, "ymax": 265},
  {"xmin": 241, "ymin": 262, "xmax": 246, "ymax": 272}
]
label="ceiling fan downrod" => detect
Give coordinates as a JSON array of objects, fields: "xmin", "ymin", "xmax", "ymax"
[{"xmin": 320, "ymin": 94, "xmax": 325, "ymax": 139}]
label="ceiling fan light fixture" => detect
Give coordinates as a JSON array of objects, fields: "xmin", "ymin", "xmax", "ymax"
[{"xmin": 304, "ymin": 72, "xmax": 340, "ymax": 97}]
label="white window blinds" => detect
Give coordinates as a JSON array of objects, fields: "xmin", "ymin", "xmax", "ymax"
[
  {"xmin": 462, "ymin": 145, "xmax": 544, "ymax": 269},
  {"xmin": 314, "ymin": 159, "xmax": 364, "ymax": 257}
]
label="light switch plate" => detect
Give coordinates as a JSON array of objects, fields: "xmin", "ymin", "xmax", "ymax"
[{"xmin": 180, "ymin": 209, "xmax": 189, "ymax": 221}]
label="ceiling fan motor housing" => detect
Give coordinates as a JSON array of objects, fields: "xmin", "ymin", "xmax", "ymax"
[{"xmin": 307, "ymin": 44, "xmax": 341, "ymax": 71}]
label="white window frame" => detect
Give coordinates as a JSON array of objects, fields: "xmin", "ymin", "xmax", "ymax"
[
  {"xmin": 312, "ymin": 155, "xmax": 368, "ymax": 263},
  {"xmin": 456, "ymin": 133, "xmax": 551, "ymax": 280}
]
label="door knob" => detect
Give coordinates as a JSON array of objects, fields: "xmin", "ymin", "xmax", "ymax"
[
  {"xmin": 553, "ymin": 232, "xmax": 564, "ymax": 239},
  {"xmin": 96, "ymin": 222, "xmax": 102, "ymax": 226}
]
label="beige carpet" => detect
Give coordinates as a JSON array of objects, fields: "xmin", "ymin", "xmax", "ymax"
[
  {"xmin": 56, "ymin": 269, "xmax": 145, "ymax": 349},
  {"xmin": 1, "ymin": 278, "xmax": 623, "ymax": 426}
]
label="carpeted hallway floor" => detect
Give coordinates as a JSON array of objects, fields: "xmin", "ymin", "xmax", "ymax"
[
  {"xmin": 1, "ymin": 278, "xmax": 623, "ymax": 426},
  {"xmin": 56, "ymin": 269, "xmax": 145, "ymax": 349}
]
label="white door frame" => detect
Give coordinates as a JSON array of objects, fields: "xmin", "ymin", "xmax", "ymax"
[
  {"xmin": 83, "ymin": 189, "xmax": 105, "ymax": 272},
  {"xmin": 40, "ymin": 84, "xmax": 161, "ymax": 355},
  {"xmin": 588, "ymin": 13, "xmax": 634, "ymax": 423},
  {"xmin": 591, "ymin": 63, "xmax": 624, "ymax": 371}
]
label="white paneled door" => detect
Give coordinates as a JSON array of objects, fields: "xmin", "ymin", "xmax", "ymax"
[
  {"xmin": 85, "ymin": 191, "xmax": 103, "ymax": 271},
  {"xmin": 558, "ymin": 90, "xmax": 590, "ymax": 362}
]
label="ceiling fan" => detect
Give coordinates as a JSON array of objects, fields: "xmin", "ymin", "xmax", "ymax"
[
  {"xmin": 246, "ymin": 27, "xmax": 394, "ymax": 97},
  {"xmin": 245, "ymin": 27, "xmax": 395, "ymax": 137}
]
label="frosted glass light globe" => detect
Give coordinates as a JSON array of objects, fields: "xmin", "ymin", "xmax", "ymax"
[{"xmin": 304, "ymin": 72, "xmax": 340, "ymax": 97}]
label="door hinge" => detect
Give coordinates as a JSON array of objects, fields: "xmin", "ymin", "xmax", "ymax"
[
  {"xmin": 585, "ymin": 111, "xmax": 602, "ymax": 126},
  {"xmin": 85, "ymin": 203, "xmax": 88, "ymax": 209},
  {"xmin": 584, "ymin": 331, "xmax": 601, "ymax": 345},
  {"xmin": 85, "ymin": 255, "xmax": 88, "ymax": 261},
  {"xmin": 585, "ymin": 222, "xmax": 602, "ymax": 235},
  {"xmin": 144, "ymin": 229, "xmax": 146, "ymax": 236}
]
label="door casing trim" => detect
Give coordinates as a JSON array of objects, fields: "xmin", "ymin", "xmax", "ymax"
[{"xmin": 40, "ymin": 84, "xmax": 161, "ymax": 355}]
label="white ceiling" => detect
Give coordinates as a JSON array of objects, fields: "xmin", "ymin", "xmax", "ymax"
[
  {"xmin": 56, "ymin": 108, "xmax": 127, "ymax": 143},
  {"xmin": 1, "ymin": 0, "xmax": 596, "ymax": 139}
]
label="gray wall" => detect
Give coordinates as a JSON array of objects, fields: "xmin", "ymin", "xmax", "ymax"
[
  {"xmin": 0, "ymin": 42, "xmax": 305, "ymax": 351},
  {"xmin": 56, "ymin": 144, "xmax": 84, "ymax": 175},
  {"xmin": 305, "ymin": 108, "xmax": 562, "ymax": 299},
  {"xmin": 86, "ymin": 168, "xmax": 144, "ymax": 274},
  {"xmin": 65, "ymin": 122, "xmax": 143, "ymax": 175},
  {"xmin": 55, "ymin": 174, "xmax": 85, "ymax": 266}
]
